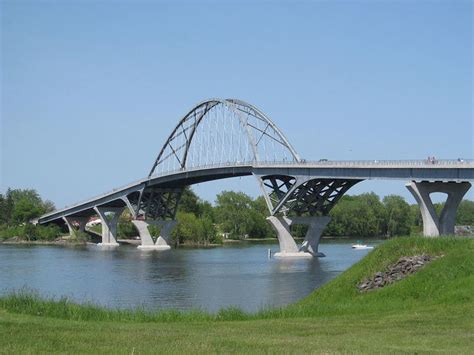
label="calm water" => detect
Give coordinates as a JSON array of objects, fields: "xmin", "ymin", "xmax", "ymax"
[{"xmin": 0, "ymin": 240, "xmax": 377, "ymax": 313}]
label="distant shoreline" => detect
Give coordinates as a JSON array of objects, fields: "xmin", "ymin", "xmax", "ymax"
[{"xmin": 0, "ymin": 235, "xmax": 387, "ymax": 247}]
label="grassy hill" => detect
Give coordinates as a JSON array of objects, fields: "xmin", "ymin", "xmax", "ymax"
[{"xmin": 0, "ymin": 236, "xmax": 472, "ymax": 353}]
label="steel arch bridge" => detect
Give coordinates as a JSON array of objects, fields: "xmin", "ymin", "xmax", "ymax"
[{"xmin": 37, "ymin": 98, "xmax": 474, "ymax": 257}]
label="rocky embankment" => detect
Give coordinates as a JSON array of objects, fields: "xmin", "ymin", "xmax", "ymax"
[{"xmin": 358, "ymin": 254, "xmax": 440, "ymax": 292}]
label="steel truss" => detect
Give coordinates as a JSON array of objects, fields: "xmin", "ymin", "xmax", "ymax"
[
  {"xmin": 126, "ymin": 188, "xmax": 182, "ymax": 220},
  {"xmin": 260, "ymin": 175, "xmax": 361, "ymax": 216}
]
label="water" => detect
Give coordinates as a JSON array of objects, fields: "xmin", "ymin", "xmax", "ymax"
[{"xmin": 0, "ymin": 240, "xmax": 377, "ymax": 313}]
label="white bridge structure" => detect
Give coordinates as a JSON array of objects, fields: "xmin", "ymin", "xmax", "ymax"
[{"xmin": 37, "ymin": 99, "xmax": 474, "ymax": 257}]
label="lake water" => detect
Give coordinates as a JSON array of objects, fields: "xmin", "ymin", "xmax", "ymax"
[{"xmin": 0, "ymin": 240, "xmax": 377, "ymax": 313}]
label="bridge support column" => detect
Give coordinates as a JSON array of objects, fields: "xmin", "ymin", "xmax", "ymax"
[
  {"xmin": 295, "ymin": 216, "xmax": 331, "ymax": 257},
  {"xmin": 406, "ymin": 181, "xmax": 471, "ymax": 236},
  {"xmin": 267, "ymin": 216, "xmax": 311, "ymax": 258},
  {"xmin": 94, "ymin": 206, "xmax": 124, "ymax": 246},
  {"xmin": 267, "ymin": 216, "xmax": 299, "ymax": 255},
  {"xmin": 132, "ymin": 220, "xmax": 177, "ymax": 250},
  {"xmin": 267, "ymin": 216, "xmax": 331, "ymax": 258},
  {"xmin": 62, "ymin": 216, "xmax": 88, "ymax": 236}
]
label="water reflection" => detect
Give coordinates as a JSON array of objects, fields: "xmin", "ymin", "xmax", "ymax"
[{"xmin": 0, "ymin": 240, "xmax": 377, "ymax": 312}]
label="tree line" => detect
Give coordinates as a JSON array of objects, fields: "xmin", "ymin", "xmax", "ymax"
[
  {"xmin": 1, "ymin": 187, "xmax": 473, "ymax": 244},
  {"xmin": 0, "ymin": 189, "xmax": 60, "ymax": 241}
]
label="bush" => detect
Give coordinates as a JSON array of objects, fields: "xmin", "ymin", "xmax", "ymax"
[
  {"xmin": 148, "ymin": 224, "xmax": 161, "ymax": 238},
  {"xmin": 70, "ymin": 231, "xmax": 90, "ymax": 244},
  {"xmin": 0, "ymin": 224, "xmax": 62, "ymax": 241},
  {"xmin": 118, "ymin": 220, "xmax": 138, "ymax": 238},
  {"xmin": 35, "ymin": 225, "xmax": 62, "ymax": 241}
]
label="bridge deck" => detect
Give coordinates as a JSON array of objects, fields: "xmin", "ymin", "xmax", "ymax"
[{"xmin": 38, "ymin": 160, "xmax": 474, "ymax": 225}]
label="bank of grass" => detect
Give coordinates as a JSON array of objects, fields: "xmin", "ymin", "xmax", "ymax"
[{"xmin": 1, "ymin": 236, "xmax": 473, "ymax": 353}]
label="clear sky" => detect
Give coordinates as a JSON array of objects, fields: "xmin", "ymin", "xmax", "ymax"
[{"xmin": 1, "ymin": 0, "xmax": 473, "ymax": 208}]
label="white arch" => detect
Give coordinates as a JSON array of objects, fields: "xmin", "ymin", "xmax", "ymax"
[{"xmin": 148, "ymin": 98, "xmax": 301, "ymax": 177}]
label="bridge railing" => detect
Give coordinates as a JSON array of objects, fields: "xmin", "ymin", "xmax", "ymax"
[
  {"xmin": 149, "ymin": 159, "xmax": 474, "ymax": 176},
  {"xmin": 259, "ymin": 159, "xmax": 474, "ymax": 168}
]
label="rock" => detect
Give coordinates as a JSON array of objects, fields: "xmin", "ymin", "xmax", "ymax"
[{"xmin": 357, "ymin": 254, "xmax": 440, "ymax": 292}]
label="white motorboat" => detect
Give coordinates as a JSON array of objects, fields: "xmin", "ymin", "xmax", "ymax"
[{"xmin": 351, "ymin": 243, "xmax": 374, "ymax": 250}]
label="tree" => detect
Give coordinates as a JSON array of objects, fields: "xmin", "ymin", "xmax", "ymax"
[
  {"xmin": 383, "ymin": 195, "xmax": 412, "ymax": 237},
  {"xmin": 172, "ymin": 211, "xmax": 218, "ymax": 245},
  {"xmin": 0, "ymin": 194, "xmax": 7, "ymax": 225},
  {"xmin": 409, "ymin": 204, "xmax": 423, "ymax": 234},
  {"xmin": 249, "ymin": 196, "xmax": 274, "ymax": 238},
  {"xmin": 11, "ymin": 199, "xmax": 43, "ymax": 224},
  {"xmin": 42, "ymin": 200, "xmax": 56, "ymax": 213},
  {"xmin": 215, "ymin": 191, "xmax": 258, "ymax": 238},
  {"xmin": 1, "ymin": 189, "xmax": 47, "ymax": 225},
  {"xmin": 456, "ymin": 200, "xmax": 474, "ymax": 225},
  {"xmin": 178, "ymin": 187, "xmax": 201, "ymax": 215},
  {"xmin": 0, "ymin": 189, "xmax": 15, "ymax": 226},
  {"xmin": 326, "ymin": 193, "xmax": 386, "ymax": 237},
  {"xmin": 197, "ymin": 200, "xmax": 215, "ymax": 222}
]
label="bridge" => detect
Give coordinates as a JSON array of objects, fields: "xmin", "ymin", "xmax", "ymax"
[{"xmin": 37, "ymin": 99, "xmax": 474, "ymax": 257}]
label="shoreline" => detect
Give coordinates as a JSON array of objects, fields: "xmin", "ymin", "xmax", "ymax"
[{"xmin": 0, "ymin": 235, "xmax": 388, "ymax": 247}]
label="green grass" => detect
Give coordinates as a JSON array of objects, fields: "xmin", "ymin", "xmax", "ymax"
[
  {"xmin": 1, "ymin": 236, "xmax": 473, "ymax": 353},
  {"xmin": 87, "ymin": 224, "xmax": 102, "ymax": 235}
]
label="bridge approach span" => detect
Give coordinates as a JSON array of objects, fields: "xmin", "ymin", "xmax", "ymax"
[{"xmin": 38, "ymin": 160, "xmax": 474, "ymax": 256}]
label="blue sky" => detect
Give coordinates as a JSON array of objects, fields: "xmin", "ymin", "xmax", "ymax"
[{"xmin": 1, "ymin": 0, "xmax": 472, "ymax": 208}]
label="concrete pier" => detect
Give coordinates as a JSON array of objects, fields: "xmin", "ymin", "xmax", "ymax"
[
  {"xmin": 296, "ymin": 216, "xmax": 331, "ymax": 257},
  {"xmin": 406, "ymin": 181, "xmax": 471, "ymax": 236},
  {"xmin": 132, "ymin": 220, "xmax": 177, "ymax": 250},
  {"xmin": 94, "ymin": 206, "xmax": 124, "ymax": 246},
  {"xmin": 267, "ymin": 216, "xmax": 330, "ymax": 258}
]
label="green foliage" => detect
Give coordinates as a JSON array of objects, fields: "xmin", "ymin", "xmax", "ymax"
[
  {"xmin": 36, "ymin": 225, "xmax": 62, "ymax": 241},
  {"xmin": 215, "ymin": 191, "xmax": 251, "ymax": 238},
  {"xmin": 117, "ymin": 212, "xmax": 138, "ymax": 239},
  {"xmin": 383, "ymin": 195, "xmax": 412, "ymax": 237},
  {"xmin": 70, "ymin": 231, "xmax": 91, "ymax": 244},
  {"xmin": 214, "ymin": 191, "xmax": 273, "ymax": 239},
  {"xmin": 178, "ymin": 187, "xmax": 216, "ymax": 222},
  {"xmin": 198, "ymin": 200, "xmax": 215, "ymax": 221},
  {"xmin": 88, "ymin": 224, "xmax": 102, "ymax": 235},
  {"xmin": 410, "ymin": 204, "xmax": 422, "ymax": 229},
  {"xmin": 291, "ymin": 224, "xmax": 308, "ymax": 239},
  {"xmin": 456, "ymin": 200, "xmax": 474, "ymax": 225},
  {"xmin": 178, "ymin": 187, "xmax": 201, "ymax": 215},
  {"xmin": 11, "ymin": 199, "xmax": 44, "ymax": 225},
  {"xmin": 0, "ymin": 224, "xmax": 61, "ymax": 241},
  {"xmin": 0, "ymin": 188, "xmax": 58, "ymax": 242},
  {"xmin": 326, "ymin": 193, "xmax": 385, "ymax": 237},
  {"xmin": 172, "ymin": 212, "xmax": 219, "ymax": 245},
  {"xmin": 0, "ymin": 189, "xmax": 54, "ymax": 226},
  {"xmin": 148, "ymin": 224, "xmax": 161, "ymax": 238}
]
